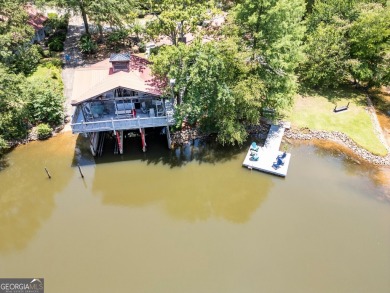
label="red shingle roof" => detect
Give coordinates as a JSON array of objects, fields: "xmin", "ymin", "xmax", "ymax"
[{"xmin": 26, "ymin": 4, "xmax": 47, "ymax": 31}]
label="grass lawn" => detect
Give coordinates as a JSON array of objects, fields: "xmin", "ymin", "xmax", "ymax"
[
  {"xmin": 286, "ymin": 87, "xmax": 388, "ymax": 156},
  {"xmin": 28, "ymin": 64, "xmax": 62, "ymax": 82}
]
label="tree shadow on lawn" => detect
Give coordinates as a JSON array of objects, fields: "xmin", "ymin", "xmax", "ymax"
[
  {"xmin": 300, "ymin": 85, "xmax": 367, "ymax": 107},
  {"xmin": 368, "ymin": 87, "xmax": 390, "ymax": 114}
]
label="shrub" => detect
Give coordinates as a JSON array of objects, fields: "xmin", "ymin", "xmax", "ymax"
[
  {"xmin": 48, "ymin": 36, "xmax": 64, "ymax": 51},
  {"xmin": 40, "ymin": 58, "xmax": 63, "ymax": 68},
  {"xmin": 36, "ymin": 123, "xmax": 52, "ymax": 140},
  {"xmin": 26, "ymin": 78, "xmax": 64, "ymax": 126},
  {"xmin": 45, "ymin": 13, "xmax": 69, "ymax": 34},
  {"xmin": 43, "ymin": 49, "xmax": 50, "ymax": 57},
  {"xmin": 106, "ymin": 29, "xmax": 129, "ymax": 49},
  {"xmin": 79, "ymin": 34, "xmax": 97, "ymax": 54},
  {"xmin": 10, "ymin": 44, "xmax": 42, "ymax": 75},
  {"xmin": 138, "ymin": 42, "xmax": 146, "ymax": 53},
  {"xmin": 0, "ymin": 136, "xmax": 8, "ymax": 154}
]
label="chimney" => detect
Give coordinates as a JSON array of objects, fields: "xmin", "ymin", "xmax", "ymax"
[{"xmin": 109, "ymin": 52, "xmax": 130, "ymax": 73}]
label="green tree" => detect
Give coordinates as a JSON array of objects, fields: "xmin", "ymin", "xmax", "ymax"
[
  {"xmin": 0, "ymin": 1, "xmax": 34, "ymax": 61},
  {"xmin": 303, "ymin": 0, "xmax": 390, "ymax": 88},
  {"xmin": 151, "ymin": 39, "xmax": 266, "ymax": 145},
  {"xmin": 145, "ymin": 0, "xmax": 213, "ymax": 46},
  {"xmin": 25, "ymin": 78, "xmax": 65, "ymax": 126},
  {"xmin": 234, "ymin": 0, "xmax": 306, "ymax": 112},
  {"xmin": 300, "ymin": 19, "xmax": 350, "ymax": 88},
  {"xmin": 9, "ymin": 44, "xmax": 42, "ymax": 75},
  {"xmin": 0, "ymin": 65, "xmax": 28, "ymax": 140},
  {"xmin": 349, "ymin": 3, "xmax": 390, "ymax": 87},
  {"xmin": 88, "ymin": 0, "xmax": 137, "ymax": 40},
  {"xmin": 0, "ymin": 1, "xmax": 40, "ymax": 74},
  {"xmin": 41, "ymin": 0, "xmax": 136, "ymax": 36}
]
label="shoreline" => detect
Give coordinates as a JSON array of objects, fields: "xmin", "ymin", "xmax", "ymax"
[
  {"xmin": 170, "ymin": 123, "xmax": 390, "ymax": 166},
  {"xmin": 4, "ymin": 122, "xmax": 390, "ymax": 166},
  {"xmin": 285, "ymin": 127, "xmax": 390, "ymax": 166}
]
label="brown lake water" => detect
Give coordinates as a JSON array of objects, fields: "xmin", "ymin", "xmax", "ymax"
[{"xmin": 0, "ymin": 132, "xmax": 389, "ymax": 293}]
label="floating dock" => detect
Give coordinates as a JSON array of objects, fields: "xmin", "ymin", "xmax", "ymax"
[{"xmin": 242, "ymin": 124, "xmax": 291, "ymax": 177}]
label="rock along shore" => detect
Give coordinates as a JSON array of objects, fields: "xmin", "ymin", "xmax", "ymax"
[
  {"xmin": 171, "ymin": 123, "xmax": 390, "ymax": 166},
  {"xmin": 285, "ymin": 127, "xmax": 390, "ymax": 166}
]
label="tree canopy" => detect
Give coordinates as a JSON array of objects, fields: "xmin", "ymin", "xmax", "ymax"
[
  {"xmin": 145, "ymin": 0, "xmax": 214, "ymax": 46},
  {"xmin": 301, "ymin": 0, "xmax": 390, "ymax": 88}
]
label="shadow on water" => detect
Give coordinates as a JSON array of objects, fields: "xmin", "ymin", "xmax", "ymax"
[
  {"xmin": 70, "ymin": 130, "xmax": 272, "ymax": 223},
  {"xmin": 72, "ymin": 129, "xmax": 252, "ymax": 168}
]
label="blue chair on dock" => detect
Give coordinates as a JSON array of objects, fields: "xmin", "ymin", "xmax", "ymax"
[
  {"xmin": 250, "ymin": 154, "xmax": 259, "ymax": 161},
  {"xmin": 272, "ymin": 155, "xmax": 285, "ymax": 170},
  {"xmin": 250, "ymin": 142, "xmax": 259, "ymax": 152}
]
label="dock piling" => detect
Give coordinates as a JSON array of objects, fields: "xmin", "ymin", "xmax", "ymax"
[
  {"xmin": 44, "ymin": 167, "xmax": 51, "ymax": 179},
  {"xmin": 77, "ymin": 164, "xmax": 84, "ymax": 178}
]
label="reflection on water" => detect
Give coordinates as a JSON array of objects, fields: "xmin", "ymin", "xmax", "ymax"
[
  {"xmin": 87, "ymin": 133, "xmax": 270, "ymax": 223},
  {"xmin": 0, "ymin": 135, "xmax": 75, "ymax": 251},
  {"xmin": 291, "ymin": 139, "xmax": 390, "ymax": 200},
  {"xmin": 0, "ymin": 132, "xmax": 389, "ymax": 293}
]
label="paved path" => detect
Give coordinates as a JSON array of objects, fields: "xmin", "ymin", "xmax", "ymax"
[{"xmin": 61, "ymin": 15, "xmax": 85, "ymax": 130}]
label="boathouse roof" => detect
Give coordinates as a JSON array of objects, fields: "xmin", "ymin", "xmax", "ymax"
[{"xmin": 71, "ymin": 55, "xmax": 163, "ymax": 105}]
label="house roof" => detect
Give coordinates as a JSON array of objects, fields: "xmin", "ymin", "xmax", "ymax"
[
  {"xmin": 26, "ymin": 4, "xmax": 47, "ymax": 31},
  {"xmin": 109, "ymin": 52, "xmax": 131, "ymax": 62},
  {"xmin": 71, "ymin": 55, "xmax": 164, "ymax": 105}
]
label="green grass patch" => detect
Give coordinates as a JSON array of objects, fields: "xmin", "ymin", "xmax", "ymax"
[
  {"xmin": 28, "ymin": 64, "xmax": 63, "ymax": 90},
  {"xmin": 286, "ymin": 87, "xmax": 388, "ymax": 156}
]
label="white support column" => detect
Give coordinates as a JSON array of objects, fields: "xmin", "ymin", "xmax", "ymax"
[
  {"xmin": 90, "ymin": 132, "xmax": 99, "ymax": 156},
  {"xmin": 119, "ymin": 130, "xmax": 123, "ymax": 154}
]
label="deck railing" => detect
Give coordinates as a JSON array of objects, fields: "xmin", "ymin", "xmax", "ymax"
[{"xmin": 71, "ymin": 115, "xmax": 175, "ymax": 133}]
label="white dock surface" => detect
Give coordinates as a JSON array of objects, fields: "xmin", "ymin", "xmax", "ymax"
[{"xmin": 242, "ymin": 125, "xmax": 291, "ymax": 177}]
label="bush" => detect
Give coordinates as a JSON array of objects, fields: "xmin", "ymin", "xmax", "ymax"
[
  {"xmin": 10, "ymin": 44, "xmax": 42, "ymax": 75},
  {"xmin": 45, "ymin": 13, "xmax": 69, "ymax": 34},
  {"xmin": 43, "ymin": 49, "xmax": 50, "ymax": 58},
  {"xmin": 48, "ymin": 36, "xmax": 64, "ymax": 51},
  {"xmin": 0, "ymin": 136, "xmax": 8, "ymax": 154},
  {"xmin": 40, "ymin": 58, "xmax": 63, "ymax": 68},
  {"xmin": 138, "ymin": 42, "xmax": 146, "ymax": 53},
  {"xmin": 25, "ymin": 77, "xmax": 64, "ymax": 126},
  {"xmin": 36, "ymin": 123, "xmax": 52, "ymax": 140},
  {"xmin": 79, "ymin": 34, "xmax": 97, "ymax": 54},
  {"xmin": 106, "ymin": 29, "xmax": 129, "ymax": 49}
]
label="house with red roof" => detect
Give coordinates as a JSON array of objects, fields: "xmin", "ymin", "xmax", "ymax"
[{"xmin": 70, "ymin": 53, "xmax": 175, "ymax": 155}]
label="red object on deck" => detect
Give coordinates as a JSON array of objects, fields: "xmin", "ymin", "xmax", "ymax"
[{"xmin": 132, "ymin": 109, "xmax": 136, "ymax": 117}]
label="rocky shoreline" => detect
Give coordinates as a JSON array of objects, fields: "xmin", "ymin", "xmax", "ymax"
[
  {"xmin": 171, "ymin": 122, "xmax": 390, "ymax": 166},
  {"xmin": 285, "ymin": 127, "xmax": 390, "ymax": 166}
]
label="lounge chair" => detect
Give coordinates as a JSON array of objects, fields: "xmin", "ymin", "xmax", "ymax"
[
  {"xmin": 249, "ymin": 154, "xmax": 259, "ymax": 161},
  {"xmin": 83, "ymin": 104, "xmax": 94, "ymax": 120},
  {"xmin": 250, "ymin": 142, "xmax": 259, "ymax": 152},
  {"xmin": 141, "ymin": 102, "xmax": 148, "ymax": 114}
]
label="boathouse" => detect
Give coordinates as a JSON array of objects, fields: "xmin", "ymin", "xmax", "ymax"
[{"xmin": 70, "ymin": 53, "xmax": 175, "ymax": 156}]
